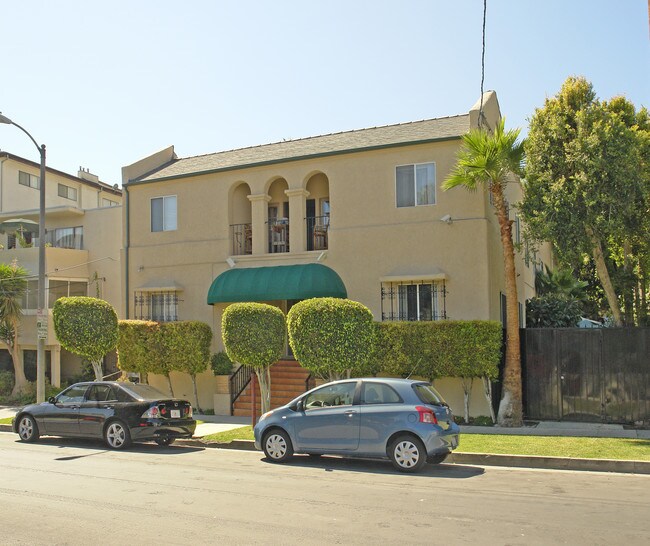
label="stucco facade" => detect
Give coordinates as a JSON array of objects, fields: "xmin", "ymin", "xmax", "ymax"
[
  {"xmin": 0, "ymin": 153, "xmax": 122, "ymax": 385},
  {"xmin": 123, "ymin": 92, "xmax": 552, "ymax": 416}
]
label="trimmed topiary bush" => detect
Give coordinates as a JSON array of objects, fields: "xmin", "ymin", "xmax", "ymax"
[
  {"xmin": 53, "ymin": 297, "xmax": 119, "ymax": 381},
  {"xmin": 117, "ymin": 320, "xmax": 160, "ymax": 380},
  {"xmin": 222, "ymin": 303, "xmax": 286, "ymax": 413},
  {"xmin": 287, "ymin": 297, "xmax": 377, "ymax": 380}
]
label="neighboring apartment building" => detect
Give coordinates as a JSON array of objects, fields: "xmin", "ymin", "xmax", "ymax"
[
  {"xmin": 122, "ymin": 91, "xmax": 552, "ymax": 414},
  {"xmin": 0, "ymin": 152, "xmax": 123, "ymax": 385}
]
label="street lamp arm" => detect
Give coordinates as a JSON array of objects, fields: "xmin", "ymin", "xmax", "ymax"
[{"xmin": 4, "ymin": 119, "xmax": 43, "ymax": 154}]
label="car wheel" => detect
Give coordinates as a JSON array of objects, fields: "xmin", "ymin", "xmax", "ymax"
[
  {"xmin": 389, "ymin": 435, "xmax": 427, "ymax": 473},
  {"xmin": 155, "ymin": 437, "xmax": 175, "ymax": 446},
  {"xmin": 104, "ymin": 420, "xmax": 132, "ymax": 450},
  {"xmin": 17, "ymin": 415, "xmax": 40, "ymax": 443},
  {"xmin": 263, "ymin": 429, "xmax": 293, "ymax": 463},
  {"xmin": 428, "ymin": 452, "xmax": 449, "ymax": 465}
]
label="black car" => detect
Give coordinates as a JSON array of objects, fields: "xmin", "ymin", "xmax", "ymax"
[{"xmin": 12, "ymin": 381, "xmax": 196, "ymax": 449}]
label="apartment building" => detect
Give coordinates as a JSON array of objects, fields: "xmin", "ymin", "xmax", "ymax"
[
  {"xmin": 0, "ymin": 152, "xmax": 122, "ymax": 385},
  {"xmin": 122, "ymin": 91, "xmax": 552, "ymax": 414}
]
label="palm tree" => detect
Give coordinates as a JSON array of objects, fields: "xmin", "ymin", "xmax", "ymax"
[
  {"xmin": 443, "ymin": 118, "xmax": 525, "ymax": 426},
  {"xmin": 0, "ymin": 260, "xmax": 29, "ymax": 396}
]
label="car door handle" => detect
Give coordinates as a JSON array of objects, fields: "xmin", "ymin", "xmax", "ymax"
[
  {"xmin": 102, "ymin": 405, "xmax": 114, "ymax": 409},
  {"xmin": 70, "ymin": 405, "xmax": 80, "ymax": 409},
  {"xmin": 344, "ymin": 410, "xmax": 357, "ymax": 416}
]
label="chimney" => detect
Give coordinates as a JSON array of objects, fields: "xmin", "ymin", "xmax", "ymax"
[{"xmin": 77, "ymin": 166, "xmax": 99, "ymax": 184}]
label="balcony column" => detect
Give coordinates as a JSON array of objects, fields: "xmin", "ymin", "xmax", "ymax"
[
  {"xmin": 285, "ymin": 188, "xmax": 310, "ymax": 253},
  {"xmin": 248, "ymin": 193, "xmax": 271, "ymax": 255}
]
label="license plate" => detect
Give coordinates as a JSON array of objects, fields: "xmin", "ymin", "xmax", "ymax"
[{"xmin": 171, "ymin": 409, "xmax": 181, "ymax": 418}]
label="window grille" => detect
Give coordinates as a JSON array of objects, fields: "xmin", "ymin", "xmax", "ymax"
[
  {"xmin": 380, "ymin": 280, "xmax": 447, "ymax": 321},
  {"xmin": 133, "ymin": 291, "xmax": 180, "ymax": 322}
]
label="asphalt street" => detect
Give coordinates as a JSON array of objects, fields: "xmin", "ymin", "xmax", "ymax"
[{"xmin": 1, "ymin": 433, "xmax": 649, "ymax": 545}]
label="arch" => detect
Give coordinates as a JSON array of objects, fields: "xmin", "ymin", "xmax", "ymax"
[
  {"xmin": 229, "ymin": 181, "xmax": 252, "ymax": 255},
  {"xmin": 305, "ymin": 173, "xmax": 330, "ymax": 251}
]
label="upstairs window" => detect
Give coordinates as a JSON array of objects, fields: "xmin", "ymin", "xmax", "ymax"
[
  {"xmin": 58, "ymin": 183, "xmax": 78, "ymax": 201},
  {"xmin": 134, "ymin": 291, "xmax": 179, "ymax": 322},
  {"xmin": 48, "ymin": 280, "xmax": 88, "ymax": 308},
  {"xmin": 102, "ymin": 198, "xmax": 119, "ymax": 207},
  {"xmin": 19, "ymin": 171, "xmax": 40, "ymax": 189},
  {"xmin": 151, "ymin": 196, "xmax": 177, "ymax": 232},
  {"xmin": 396, "ymin": 162, "xmax": 436, "ymax": 207},
  {"xmin": 381, "ymin": 280, "xmax": 447, "ymax": 321}
]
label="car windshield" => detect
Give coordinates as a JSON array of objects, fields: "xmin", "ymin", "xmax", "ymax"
[
  {"xmin": 413, "ymin": 383, "xmax": 448, "ymax": 406},
  {"xmin": 119, "ymin": 383, "xmax": 167, "ymax": 401}
]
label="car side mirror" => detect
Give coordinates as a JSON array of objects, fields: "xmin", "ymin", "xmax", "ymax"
[
  {"xmin": 296, "ymin": 399, "xmax": 304, "ymax": 412},
  {"xmin": 48, "ymin": 396, "xmax": 56, "ymax": 404}
]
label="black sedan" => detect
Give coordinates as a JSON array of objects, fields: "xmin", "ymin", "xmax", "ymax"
[{"xmin": 12, "ymin": 381, "xmax": 196, "ymax": 449}]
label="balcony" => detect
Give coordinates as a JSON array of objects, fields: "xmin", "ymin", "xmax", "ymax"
[
  {"xmin": 268, "ymin": 218, "xmax": 289, "ymax": 253},
  {"xmin": 230, "ymin": 223, "xmax": 252, "ymax": 256},
  {"xmin": 306, "ymin": 216, "xmax": 329, "ymax": 251}
]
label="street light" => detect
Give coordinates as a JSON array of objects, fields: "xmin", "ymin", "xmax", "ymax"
[{"xmin": 0, "ymin": 113, "xmax": 47, "ymax": 403}]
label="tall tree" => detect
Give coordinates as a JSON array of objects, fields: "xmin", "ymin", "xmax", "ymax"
[
  {"xmin": 0, "ymin": 260, "xmax": 29, "ymax": 395},
  {"xmin": 522, "ymin": 77, "xmax": 648, "ymax": 326},
  {"xmin": 443, "ymin": 118, "xmax": 525, "ymax": 427}
]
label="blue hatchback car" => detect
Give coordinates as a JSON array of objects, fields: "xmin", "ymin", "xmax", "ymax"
[{"xmin": 253, "ymin": 378, "xmax": 460, "ymax": 472}]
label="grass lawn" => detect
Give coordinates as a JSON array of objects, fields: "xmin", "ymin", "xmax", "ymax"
[
  {"xmin": 201, "ymin": 427, "xmax": 650, "ymax": 461},
  {"xmin": 0, "ymin": 417, "xmax": 12, "ymax": 425}
]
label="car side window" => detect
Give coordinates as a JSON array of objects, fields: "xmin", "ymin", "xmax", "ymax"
[
  {"xmin": 86, "ymin": 385, "xmax": 112, "ymax": 402},
  {"xmin": 57, "ymin": 385, "xmax": 88, "ymax": 404},
  {"xmin": 113, "ymin": 386, "xmax": 134, "ymax": 403},
  {"xmin": 361, "ymin": 383, "xmax": 402, "ymax": 405},
  {"xmin": 304, "ymin": 382, "xmax": 356, "ymax": 410}
]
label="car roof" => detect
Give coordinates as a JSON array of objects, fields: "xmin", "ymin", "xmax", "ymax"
[{"xmin": 320, "ymin": 378, "xmax": 428, "ymax": 387}]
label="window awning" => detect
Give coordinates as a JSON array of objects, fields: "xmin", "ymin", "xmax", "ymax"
[{"xmin": 207, "ymin": 263, "xmax": 347, "ymax": 304}]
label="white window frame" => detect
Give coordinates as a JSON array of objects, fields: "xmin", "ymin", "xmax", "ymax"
[
  {"xmin": 102, "ymin": 198, "xmax": 119, "ymax": 207},
  {"xmin": 58, "ymin": 183, "xmax": 78, "ymax": 201},
  {"xmin": 150, "ymin": 195, "xmax": 177, "ymax": 232},
  {"xmin": 395, "ymin": 161, "xmax": 437, "ymax": 208},
  {"xmin": 19, "ymin": 171, "xmax": 40, "ymax": 189},
  {"xmin": 47, "ymin": 278, "xmax": 88, "ymax": 308}
]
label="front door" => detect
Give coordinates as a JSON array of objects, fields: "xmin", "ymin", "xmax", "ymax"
[
  {"xmin": 42, "ymin": 384, "xmax": 88, "ymax": 435},
  {"xmin": 293, "ymin": 381, "xmax": 359, "ymax": 451}
]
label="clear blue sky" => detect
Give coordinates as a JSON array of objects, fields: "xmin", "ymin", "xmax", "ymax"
[{"xmin": 1, "ymin": 0, "xmax": 648, "ymax": 185}]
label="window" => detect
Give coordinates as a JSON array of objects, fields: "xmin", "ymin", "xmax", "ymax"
[
  {"xmin": 134, "ymin": 291, "xmax": 179, "ymax": 322},
  {"xmin": 396, "ymin": 162, "xmax": 436, "ymax": 207},
  {"xmin": 86, "ymin": 384, "xmax": 114, "ymax": 402},
  {"xmin": 56, "ymin": 384, "xmax": 88, "ymax": 404},
  {"xmin": 500, "ymin": 292, "xmax": 507, "ymax": 328},
  {"xmin": 20, "ymin": 280, "xmax": 39, "ymax": 310},
  {"xmin": 47, "ymin": 226, "xmax": 83, "ymax": 249},
  {"xmin": 58, "ymin": 183, "xmax": 78, "ymax": 201},
  {"xmin": 361, "ymin": 382, "xmax": 402, "ymax": 405},
  {"xmin": 48, "ymin": 280, "xmax": 88, "ymax": 308},
  {"xmin": 515, "ymin": 215, "xmax": 521, "ymax": 245},
  {"xmin": 151, "ymin": 196, "xmax": 177, "ymax": 232},
  {"xmin": 304, "ymin": 382, "xmax": 356, "ymax": 409},
  {"xmin": 381, "ymin": 280, "xmax": 447, "ymax": 321},
  {"xmin": 19, "ymin": 171, "xmax": 40, "ymax": 189},
  {"xmin": 102, "ymin": 198, "xmax": 119, "ymax": 207}
]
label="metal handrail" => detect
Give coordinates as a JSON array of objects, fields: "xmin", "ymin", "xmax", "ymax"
[{"xmin": 229, "ymin": 363, "xmax": 254, "ymax": 415}]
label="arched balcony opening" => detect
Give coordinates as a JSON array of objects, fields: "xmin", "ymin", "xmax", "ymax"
[
  {"xmin": 267, "ymin": 178, "xmax": 289, "ymax": 253},
  {"xmin": 305, "ymin": 173, "xmax": 330, "ymax": 251},
  {"xmin": 230, "ymin": 182, "xmax": 252, "ymax": 255}
]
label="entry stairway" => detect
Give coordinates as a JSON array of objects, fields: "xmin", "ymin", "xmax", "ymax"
[{"xmin": 232, "ymin": 360, "xmax": 312, "ymax": 417}]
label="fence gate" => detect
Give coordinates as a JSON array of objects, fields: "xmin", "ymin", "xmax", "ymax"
[{"xmin": 522, "ymin": 328, "xmax": 650, "ymax": 424}]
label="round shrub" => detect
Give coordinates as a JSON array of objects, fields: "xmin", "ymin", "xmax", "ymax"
[
  {"xmin": 287, "ymin": 297, "xmax": 376, "ymax": 379},
  {"xmin": 211, "ymin": 352, "xmax": 233, "ymax": 375}
]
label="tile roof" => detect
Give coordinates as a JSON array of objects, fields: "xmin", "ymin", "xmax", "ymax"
[{"xmin": 138, "ymin": 114, "xmax": 470, "ymax": 182}]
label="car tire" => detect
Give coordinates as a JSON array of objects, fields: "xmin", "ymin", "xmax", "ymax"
[
  {"xmin": 388, "ymin": 435, "xmax": 428, "ymax": 473},
  {"xmin": 104, "ymin": 420, "xmax": 132, "ymax": 450},
  {"xmin": 155, "ymin": 437, "xmax": 175, "ymax": 446},
  {"xmin": 17, "ymin": 414, "xmax": 40, "ymax": 443},
  {"xmin": 263, "ymin": 428, "xmax": 294, "ymax": 463},
  {"xmin": 428, "ymin": 452, "xmax": 449, "ymax": 465}
]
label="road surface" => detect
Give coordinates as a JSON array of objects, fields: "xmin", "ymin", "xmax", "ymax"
[{"xmin": 0, "ymin": 433, "xmax": 649, "ymax": 545}]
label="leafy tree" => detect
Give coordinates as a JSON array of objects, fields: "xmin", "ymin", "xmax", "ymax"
[
  {"xmin": 522, "ymin": 77, "xmax": 648, "ymax": 326},
  {"xmin": 443, "ymin": 118, "xmax": 525, "ymax": 427},
  {"xmin": 53, "ymin": 297, "xmax": 118, "ymax": 381},
  {"xmin": 0, "ymin": 260, "xmax": 28, "ymax": 395},
  {"xmin": 222, "ymin": 303, "xmax": 285, "ymax": 414},
  {"xmin": 535, "ymin": 265, "xmax": 588, "ymax": 301},
  {"xmin": 287, "ymin": 298, "xmax": 376, "ymax": 381},
  {"xmin": 526, "ymin": 296, "xmax": 584, "ymax": 328},
  {"xmin": 161, "ymin": 321, "xmax": 212, "ymax": 411},
  {"xmin": 116, "ymin": 320, "xmax": 159, "ymax": 382}
]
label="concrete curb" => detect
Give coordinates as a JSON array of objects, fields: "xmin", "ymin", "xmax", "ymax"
[{"xmin": 2, "ymin": 425, "xmax": 648, "ymax": 474}]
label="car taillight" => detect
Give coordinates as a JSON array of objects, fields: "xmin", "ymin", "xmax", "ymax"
[
  {"xmin": 141, "ymin": 406, "xmax": 161, "ymax": 419},
  {"xmin": 186, "ymin": 406, "xmax": 193, "ymax": 418},
  {"xmin": 416, "ymin": 406, "xmax": 438, "ymax": 425}
]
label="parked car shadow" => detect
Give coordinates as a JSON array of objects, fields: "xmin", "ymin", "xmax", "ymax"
[
  {"xmin": 19, "ymin": 436, "xmax": 205, "ymax": 460},
  {"xmin": 261, "ymin": 454, "xmax": 485, "ymax": 479}
]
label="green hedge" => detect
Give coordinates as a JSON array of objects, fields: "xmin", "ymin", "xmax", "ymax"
[
  {"xmin": 221, "ymin": 303, "xmax": 286, "ymax": 369},
  {"xmin": 53, "ymin": 297, "xmax": 118, "ymax": 362},
  {"xmin": 161, "ymin": 321, "xmax": 212, "ymax": 376},
  {"xmin": 373, "ymin": 321, "xmax": 502, "ymax": 380},
  {"xmin": 211, "ymin": 352, "xmax": 234, "ymax": 375},
  {"xmin": 117, "ymin": 320, "xmax": 160, "ymax": 374},
  {"xmin": 288, "ymin": 297, "xmax": 376, "ymax": 379}
]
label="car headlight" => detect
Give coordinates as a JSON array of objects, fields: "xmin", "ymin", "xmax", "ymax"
[{"xmin": 259, "ymin": 410, "xmax": 274, "ymax": 422}]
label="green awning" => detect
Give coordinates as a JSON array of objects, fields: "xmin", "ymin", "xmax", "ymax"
[{"xmin": 207, "ymin": 263, "xmax": 347, "ymax": 304}]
